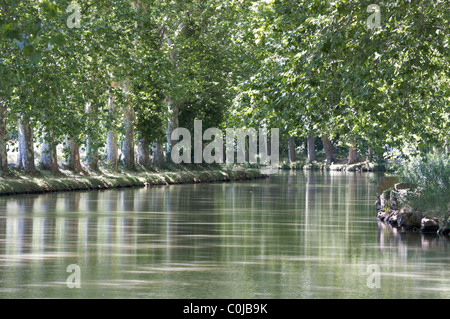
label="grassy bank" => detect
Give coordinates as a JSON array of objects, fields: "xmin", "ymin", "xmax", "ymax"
[{"xmin": 0, "ymin": 164, "xmax": 267, "ymax": 197}]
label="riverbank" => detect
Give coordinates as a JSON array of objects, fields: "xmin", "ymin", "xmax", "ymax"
[
  {"xmin": 375, "ymin": 183, "xmax": 449, "ymax": 236},
  {"xmin": 0, "ymin": 164, "xmax": 267, "ymax": 196},
  {"xmin": 279, "ymin": 159, "xmax": 392, "ymax": 172}
]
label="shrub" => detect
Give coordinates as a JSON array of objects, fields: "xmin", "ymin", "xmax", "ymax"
[{"xmin": 397, "ymin": 153, "xmax": 450, "ymax": 226}]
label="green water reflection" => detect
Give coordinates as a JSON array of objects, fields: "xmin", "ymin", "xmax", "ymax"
[{"xmin": 0, "ymin": 171, "xmax": 448, "ymax": 298}]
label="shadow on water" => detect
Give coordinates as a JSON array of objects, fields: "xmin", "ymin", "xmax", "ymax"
[{"xmin": 377, "ymin": 221, "xmax": 450, "ymax": 249}]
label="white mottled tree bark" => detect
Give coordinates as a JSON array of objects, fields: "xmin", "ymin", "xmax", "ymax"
[
  {"xmin": 348, "ymin": 138, "xmax": 358, "ymax": 164},
  {"xmin": 138, "ymin": 137, "xmax": 151, "ymax": 168},
  {"xmin": 16, "ymin": 115, "xmax": 36, "ymax": 173},
  {"xmin": 41, "ymin": 129, "xmax": 60, "ymax": 173},
  {"xmin": 165, "ymin": 98, "xmax": 180, "ymax": 159},
  {"xmin": 307, "ymin": 133, "xmax": 316, "ymax": 163},
  {"xmin": 121, "ymin": 82, "xmax": 135, "ymax": 170},
  {"xmin": 0, "ymin": 102, "xmax": 7, "ymax": 173},
  {"xmin": 106, "ymin": 93, "xmax": 119, "ymax": 171},
  {"xmin": 321, "ymin": 135, "xmax": 335, "ymax": 165},
  {"xmin": 65, "ymin": 136, "xmax": 84, "ymax": 174},
  {"xmin": 85, "ymin": 101, "xmax": 100, "ymax": 171},
  {"xmin": 288, "ymin": 135, "xmax": 296, "ymax": 163},
  {"xmin": 152, "ymin": 142, "xmax": 164, "ymax": 167}
]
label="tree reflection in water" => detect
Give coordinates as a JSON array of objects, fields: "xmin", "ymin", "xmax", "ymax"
[{"xmin": 0, "ymin": 172, "xmax": 449, "ymax": 298}]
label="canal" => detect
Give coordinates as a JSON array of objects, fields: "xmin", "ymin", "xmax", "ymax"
[{"xmin": 0, "ymin": 171, "xmax": 449, "ymax": 298}]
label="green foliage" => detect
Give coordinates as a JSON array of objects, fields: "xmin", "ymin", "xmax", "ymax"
[
  {"xmin": 231, "ymin": 0, "xmax": 449, "ymax": 154},
  {"xmin": 397, "ymin": 153, "xmax": 450, "ymax": 217},
  {"xmin": 1, "ymin": 0, "xmax": 449, "ymax": 169}
]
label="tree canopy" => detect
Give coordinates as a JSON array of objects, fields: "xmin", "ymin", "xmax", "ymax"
[{"xmin": 0, "ymin": 0, "xmax": 448, "ymax": 173}]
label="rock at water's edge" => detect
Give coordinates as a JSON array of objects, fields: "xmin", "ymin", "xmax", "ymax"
[
  {"xmin": 386, "ymin": 210, "xmax": 399, "ymax": 226},
  {"xmin": 379, "ymin": 192, "xmax": 389, "ymax": 209},
  {"xmin": 397, "ymin": 211, "xmax": 422, "ymax": 230},
  {"xmin": 375, "ymin": 195, "xmax": 382, "ymax": 212},
  {"xmin": 420, "ymin": 217, "xmax": 440, "ymax": 233},
  {"xmin": 390, "ymin": 190, "xmax": 399, "ymax": 210},
  {"xmin": 377, "ymin": 210, "xmax": 390, "ymax": 222},
  {"xmin": 374, "ymin": 187, "xmax": 449, "ymax": 236}
]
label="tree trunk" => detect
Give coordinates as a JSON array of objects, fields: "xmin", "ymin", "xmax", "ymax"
[
  {"xmin": 106, "ymin": 94, "xmax": 119, "ymax": 171},
  {"xmin": 41, "ymin": 129, "xmax": 60, "ymax": 173},
  {"xmin": 16, "ymin": 115, "xmax": 36, "ymax": 173},
  {"xmin": 321, "ymin": 135, "xmax": 335, "ymax": 165},
  {"xmin": 307, "ymin": 133, "xmax": 316, "ymax": 163},
  {"xmin": 288, "ymin": 135, "xmax": 296, "ymax": 163},
  {"xmin": 445, "ymin": 138, "xmax": 450, "ymax": 155},
  {"xmin": 166, "ymin": 98, "xmax": 180, "ymax": 161},
  {"xmin": 348, "ymin": 138, "xmax": 358, "ymax": 164},
  {"xmin": 85, "ymin": 101, "xmax": 100, "ymax": 171},
  {"xmin": 244, "ymin": 137, "xmax": 249, "ymax": 162},
  {"xmin": 152, "ymin": 142, "xmax": 164, "ymax": 167},
  {"xmin": 367, "ymin": 147, "xmax": 374, "ymax": 161},
  {"xmin": 0, "ymin": 103, "xmax": 8, "ymax": 173},
  {"xmin": 65, "ymin": 136, "xmax": 84, "ymax": 174},
  {"xmin": 85, "ymin": 137, "xmax": 99, "ymax": 171},
  {"xmin": 163, "ymin": 21, "xmax": 182, "ymax": 163},
  {"xmin": 138, "ymin": 137, "xmax": 151, "ymax": 169},
  {"xmin": 121, "ymin": 105, "xmax": 136, "ymax": 170}
]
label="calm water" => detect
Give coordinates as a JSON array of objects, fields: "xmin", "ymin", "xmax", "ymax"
[{"xmin": 0, "ymin": 171, "xmax": 449, "ymax": 299}]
